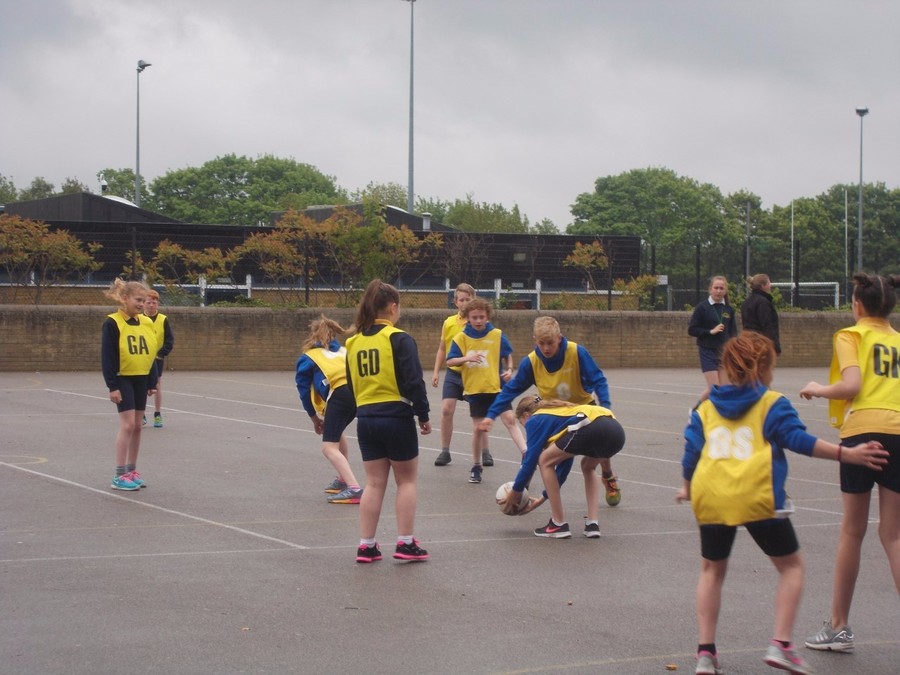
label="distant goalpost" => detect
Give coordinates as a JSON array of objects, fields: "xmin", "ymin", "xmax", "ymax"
[{"xmin": 771, "ymin": 282, "xmax": 841, "ymax": 309}]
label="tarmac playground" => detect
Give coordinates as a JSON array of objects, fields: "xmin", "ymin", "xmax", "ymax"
[{"xmin": 1, "ymin": 367, "xmax": 897, "ymax": 674}]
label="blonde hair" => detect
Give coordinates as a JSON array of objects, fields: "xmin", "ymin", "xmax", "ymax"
[
  {"xmin": 533, "ymin": 316, "xmax": 561, "ymax": 340},
  {"xmin": 103, "ymin": 278, "xmax": 148, "ymax": 307},
  {"xmin": 514, "ymin": 395, "xmax": 571, "ymax": 421},
  {"xmin": 455, "ymin": 283, "xmax": 475, "ymax": 298},
  {"xmin": 302, "ymin": 315, "xmax": 347, "ymax": 351},
  {"xmin": 720, "ymin": 332, "xmax": 775, "ymax": 387}
]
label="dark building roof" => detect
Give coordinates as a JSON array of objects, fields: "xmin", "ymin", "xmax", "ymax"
[{"xmin": 4, "ymin": 191, "xmax": 182, "ymax": 224}]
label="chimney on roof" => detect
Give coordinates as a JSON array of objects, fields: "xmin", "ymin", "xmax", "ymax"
[{"xmin": 422, "ymin": 212, "xmax": 431, "ymax": 231}]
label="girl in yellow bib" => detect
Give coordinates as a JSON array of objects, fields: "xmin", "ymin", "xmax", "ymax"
[
  {"xmin": 346, "ymin": 280, "xmax": 432, "ymax": 563},
  {"xmin": 101, "ymin": 279, "xmax": 159, "ymax": 491},
  {"xmin": 295, "ymin": 315, "xmax": 362, "ymax": 504},
  {"xmin": 678, "ymin": 332, "xmax": 886, "ymax": 675},
  {"xmin": 800, "ymin": 273, "xmax": 900, "ymax": 654}
]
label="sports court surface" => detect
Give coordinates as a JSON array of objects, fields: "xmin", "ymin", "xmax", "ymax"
[{"xmin": 1, "ymin": 368, "xmax": 896, "ymax": 674}]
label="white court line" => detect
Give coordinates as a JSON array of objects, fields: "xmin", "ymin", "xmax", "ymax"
[{"xmin": 0, "ymin": 461, "xmax": 308, "ymax": 551}]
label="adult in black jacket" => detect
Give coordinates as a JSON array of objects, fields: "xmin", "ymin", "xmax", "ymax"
[
  {"xmin": 688, "ymin": 275, "xmax": 737, "ymax": 402},
  {"xmin": 741, "ymin": 274, "xmax": 781, "ymax": 355}
]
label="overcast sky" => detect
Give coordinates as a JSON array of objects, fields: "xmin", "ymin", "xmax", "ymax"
[{"xmin": 2, "ymin": 0, "xmax": 897, "ymax": 228}]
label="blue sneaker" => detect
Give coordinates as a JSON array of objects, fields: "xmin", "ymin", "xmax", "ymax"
[
  {"xmin": 111, "ymin": 475, "xmax": 140, "ymax": 491},
  {"xmin": 327, "ymin": 487, "xmax": 362, "ymax": 504},
  {"xmin": 468, "ymin": 465, "xmax": 482, "ymax": 483},
  {"xmin": 125, "ymin": 470, "xmax": 146, "ymax": 488}
]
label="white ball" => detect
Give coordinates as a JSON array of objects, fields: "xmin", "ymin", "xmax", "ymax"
[{"xmin": 496, "ymin": 481, "xmax": 529, "ymax": 515}]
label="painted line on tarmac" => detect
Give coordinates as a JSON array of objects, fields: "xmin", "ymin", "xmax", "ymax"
[
  {"xmin": 0, "ymin": 461, "xmax": 309, "ymax": 551},
  {"xmin": 0, "ymin": 548, "xmax": 303, "ymax": 565}
]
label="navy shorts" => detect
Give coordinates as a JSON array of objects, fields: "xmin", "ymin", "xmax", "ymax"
[
  {"xmin": 115, "ymin": 375, "xmax": 150, "ymax": 414},
  {"xmin": 441, "ymin": 369, "xmax": 465, "ymax": 400},
  {"xmin": 466, "ymin": 392, "xmax": 498, "ymax": 418},
  {"xmin": 699, "ymin": 518, "xmax": 799, "ymax": 561},
  {"xmin": 151, "ymin": 358, "xmax": 165, "ymax": 380},
  {"xmin": 321, "ymin": 385, "xmax": 356, "ymax": 443},
  {"xmin": 840, "ymin": 432, "xmax": 900, "ymax": 494},
  {"xmin": 556, "ymin": 416, "xmax": 625, "ymax": 459},
  {"xmin": 357, "ymin": 415, "xmax": 419, "ymax": 462},
  {"xmin": 698, "ymin": 347, "xmax": 721, "ymax": 373}
]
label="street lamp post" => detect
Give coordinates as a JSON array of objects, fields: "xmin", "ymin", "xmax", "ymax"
[
  {"xmin": 135, "ymin": 59, "xmax": 152, "ymax": 207},
  {"xmin": 403, "ymin": 0, "xmax": 415, "ymax": 214},
  {"xmin": 855, "ymin": 106, "xmax": 868, "ymax": 272}
]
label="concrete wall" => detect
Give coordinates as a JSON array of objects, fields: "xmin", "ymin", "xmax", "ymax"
[{"xmin": 2, "ymin": 305, "xmax": 880, "ymax": 373}]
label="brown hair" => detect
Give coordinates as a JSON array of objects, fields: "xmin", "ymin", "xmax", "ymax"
[
  {"xmin": 464, "ymin": 296, "xmax": 493, "ymax": 319},
  {"xmin": 354, "ymin": 279, "xmax": 400, "ymax": 332},
  {"xmin": 720, "ymin": 332, "xmax": 776, "ymax": 387},
  {"xmin": 747, "ymin": 274, "xmax": 770, "ymax": 291},
  {"xmin": 103, "ymin": 278, "xmax": 148, "ymax": 307},
  {"xmin": 514, "ymin": 395, "xmax": 572, "ymax": 421},
  {"xmin": 852, "ymin": 273, "xmax": 900, "ymax": 319},
  {"xmin": 302, "ymin": 314, "xmax": 347, "ymax": 351}
]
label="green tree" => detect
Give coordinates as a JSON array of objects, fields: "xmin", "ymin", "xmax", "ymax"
[
  {"xmin": 568, "ymin": 167, "xmax": 738, "ymax": 289},
  {"xmin": 351, "ymin": 181, "xmax": 409, "ymax": 210},
  {"xmin": 60, "ymin": 177, "xmax": 90, "ymax": 194},
  {"xmin": 563, "ymin": 240, "xmax": 608, "ymax": 291},
  {"xmin": 96, "ymin": 168, "xmax": 143, "ymax": 203},
  {"xmin": 0, "ymin": 174, "xmax": 17, "ymax": 203},
  {"xmin": 414, "ymin": 196, "xmax": 451, "ymax": 224},
  {"xmin": 0, "ymin": 215, "xmax": 102, "ymax": 303},
  {"xmin": 17, "ymin": 177, "xmax": 55, "ymax": 201},
  {"xmin": 443, "ymin": 195, "xmax": 530, "ymax": 233},
  {"xmin": 148, "ymin": 154, "xmax": 346, "ymax": 225}
]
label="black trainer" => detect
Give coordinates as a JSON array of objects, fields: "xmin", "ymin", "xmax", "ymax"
[
  {"xmin": 355, "ymin": 544, "xmax": 382, "ymax": 563},
  {"xmin": 534, "ymin": 519, "xmax": 571, "ymax": 538},
  {"xmin": 393, "ymin": 539, "xmax": 429, "ymax": 561},
  {"xmin": 481, "ymin": 450, "xmax": 494, "ymax": 466},
  {"xmin": 434, "ymin": 449, "xmax": 452, "ymax": 466}
]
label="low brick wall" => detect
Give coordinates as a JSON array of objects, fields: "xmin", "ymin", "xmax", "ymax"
[{"xmin": 1, "ymin": 305, "xmax": 878, "ymax": 373}]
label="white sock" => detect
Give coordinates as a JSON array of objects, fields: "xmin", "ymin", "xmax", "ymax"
[
  {"xmin": 397, "ymin": 535, "xmax": 413, "ymax": 545},
  {"xmin": 360, "ymin": 538, "xmax": 376, "ymax": 548}
]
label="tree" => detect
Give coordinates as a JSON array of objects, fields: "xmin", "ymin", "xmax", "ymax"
[
  {"xmin": 0, "ymin": 174, "xmax": 17, "ymax": 203},
  {"xmin": 148, "ymin": 154, "xmax": 346, "ymax": 225},
  {"xmin": 568, "ymin": 167, "xmax": 737, "ymax": 289},
  {"xmin": 96, "ymin": 168, "xmax": 143, "ymax": 203},
  {"xmin": 60, "ymin": 177, "xmax": 90, "ymax": 194},
  {"xmin": 17, "ymin": 177, "xmax": 55, "ymax": 202},
  {"xmin": 443, "ymin": 195, "xmax": 531, "ymax": 233},
  {"xmin": 563, "ymin": 240, "xmax": 608, "ymax": 291},
  {"xmin": 0, "ymin": 215, "xmax": 102, "ymax": 303},
  {"xmin": 350, "ymin": 181, "xmax": 409, "ymax": 210}
]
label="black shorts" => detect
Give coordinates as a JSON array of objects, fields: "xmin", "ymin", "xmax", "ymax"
[
  {"xmin": 466, "ymin": 392, "xmax": 498, "ymax": 418},
  {"xmin": 321, "ymin": 385, "xmax": 356, "ymax": 443},
  {"xmin": 699, "ymin": 518, "xmax": 799, "ymax": 562},
  {"xmin": 115, "ymin": 375, "xmax": 150, "ymax": 414},
  {"xmin": 556, "ymin": 416, "xmax": 626, "ymax": 459},
  {"xmin": 840, "ymin": 432, "xmax": 900, "ymax": 494},
  {"xmin": 357, "ymin": 415, "xmax": 419, "ymax": 462},
  {"xmin": 441, "ymin": 369, "xmax": 465, "ymax": 400},
  {"xmin": 151, "ymin": 358, "xmax": 165, "ymax": 380},
  {"xmin": 698, "ymin": 347, "xmax": 721, "ymax": 373}
]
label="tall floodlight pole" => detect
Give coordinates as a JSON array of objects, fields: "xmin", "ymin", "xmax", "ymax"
[
  {"xmin": 136, "ymin": 60, "xmax": 152, "ymax": 206},
  {"xmin": 855, "ymin": 107, "xmax": 868, "ymax": 272},
  {"xmin": 404, "ymin": 0, "xmax": 415, "ymax": 214}
]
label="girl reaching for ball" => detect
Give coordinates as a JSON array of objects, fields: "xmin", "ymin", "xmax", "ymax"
[{"xmin": 502, "ymin": 396, "xmax": 625, "ymax": 538}]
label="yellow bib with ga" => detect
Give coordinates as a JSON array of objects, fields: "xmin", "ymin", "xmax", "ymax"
[
  {"xmin": 828, "ymin": 324, "xmax": 900, "ymax": 428},
  {"xmin": 691, "ymin": 390, "xmax": 782, "ymax": 526},
  {"xmin": 346, "ymin": 323, "xmax": 409, "ymax": 407},
  {"xmin": 528, "ymin": 341, "xmax": 592, "ymax": 403},
  {"xmin": 304, "ymin": 346, "xmax": 348, "ymax": 416},
  {"xmin": 441, "ymin": 313, "xmax": 467, "ymax": 373},
  {"xmin": 540, "ymin": 404, "xmax": 616, "ymax": 447},
  {"xmin": 109, "ymin": 311, "xmax": 157, "ymax": 375},
  {"xmin": 149, "ymin": 312, "xmax": 168, "ymax": 352},
  {"xmin": 452, "ymin": 328, "xmax": 502, "ymax": 395}
]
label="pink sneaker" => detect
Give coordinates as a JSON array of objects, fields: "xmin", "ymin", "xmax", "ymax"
[{"xmin": 124, "ymin": 470, "xmax": 146, "ymax": 488}]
